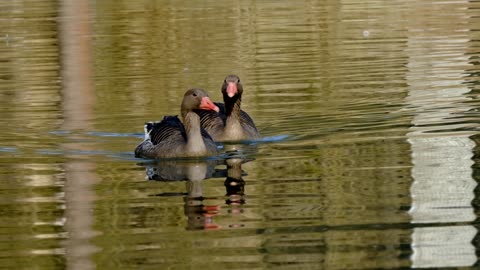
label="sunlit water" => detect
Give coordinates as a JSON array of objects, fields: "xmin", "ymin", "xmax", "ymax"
[{"xmin": 1, "ymin": 0, "xmax": 480, "ymax": 269}]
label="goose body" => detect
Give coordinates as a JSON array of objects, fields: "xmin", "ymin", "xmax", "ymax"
[
  {"xmin": 198, "ymin": 75, "xmax": 260, "ymax": 142},
  {"xmin": 135, "ymin": 89, "xmax": 219, "ymax": 159}
]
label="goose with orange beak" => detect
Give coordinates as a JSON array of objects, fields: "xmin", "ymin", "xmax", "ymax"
[
  {"xmin": 135, "ymin": 88, "xmax": 219, "ymax": 159},
  {"xmin": 197, "ymin": 75, "xmax": 260, "ymax": 142}
]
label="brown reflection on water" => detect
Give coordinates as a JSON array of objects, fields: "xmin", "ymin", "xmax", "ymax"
[
  {"xmin": 60, "ymin": 1, "xmax": 98, "ymax": 269},
  {"xmin": 1, "ymin": 0, "xmax": 480, "ymax": 269}
]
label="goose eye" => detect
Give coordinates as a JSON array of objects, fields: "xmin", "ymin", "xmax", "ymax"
[{"xmin": 192, "ymin": 93, "xmax": 197, "ymax": 97}]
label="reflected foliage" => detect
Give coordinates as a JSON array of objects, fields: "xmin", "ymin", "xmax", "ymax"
[{"xmin": 1, "ymin": 0, "xmax": 480, "ymax": 269}]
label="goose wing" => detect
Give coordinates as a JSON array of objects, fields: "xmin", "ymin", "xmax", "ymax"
[{"xmin": 146, "ymin": 116, "xmax": 186, "ymax": 145}]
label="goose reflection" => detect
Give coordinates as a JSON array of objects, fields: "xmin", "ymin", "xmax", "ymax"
[
  {"xmin": 217, "ymin": 145, "xmax": 256, "ymax": 228},
  {"xmin": 223, "ymin": 157, "xmax": 247, "ymax": 206},
  {"xmin": 186, "ymin": 155, "xmax": 251, "ymax": 230},
  {"xmin": 182, "ymin": 155, "xmax": 252, "ymax": 230},
  {"xmin": 143, "ymin": 159, "xmax": 216, "ymax": 181},
  {"xmin": 223, "ymin": 156, "xmax": 250, "ymax": 229},
  {"xmin": 220, "ymin": 144, "xmax": 257, "ymax": 207},
  {"xmin": 140, "ymin": 159, "xmax": 221, "ymax": 230},
  {"xmin": 139, "ymin": 147, "xmax": 254, "ymax": 230}
]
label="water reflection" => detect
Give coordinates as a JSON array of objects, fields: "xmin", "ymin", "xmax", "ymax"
[
  {"xmin": 405, "ymin": 2, "xmax": 477, "ymax": 267},
  {"xmin": 219, "ymin": 156, "xmax": 250, "ymax": 229},
  {"xmin": 220, "ymin": 145, "xmax": 256, "ymax": 210},
  {"xmin": 183, "ymin": 179, "xmax": 221, "ymax": 230},
  {"xmin": 143, "ymin": 159, "xmax": 219, "ymax": 230},
  {"xmin": 3, "ymin": 0, "xmax": 480, "ymax": 268},
  {"xmin": 223, "ymin": 158, "xmax": 247, "ymax": 207},
  {"xmin": 143, "ymin": 160, "xmax": 217, "ymax": 182},
  {"xmin": 142, "ymin": 153, "xmax": 252, "ymax": 231},
  {"xmin": 60, "ymin": 1, "xmax": 98, "ymax": 270}
]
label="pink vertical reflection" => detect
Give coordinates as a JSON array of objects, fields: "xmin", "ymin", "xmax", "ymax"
[
  {"xmin": 60, "ymin": 1, "xmax": 98, "ymax": 270},
  {"xmin": 60, "ymin": 1, "xmax": 94, "ymax": 129}
]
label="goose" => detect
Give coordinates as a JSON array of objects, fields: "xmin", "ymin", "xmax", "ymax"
[
  {"xmin": 134, "ymin": 88, "xmax": 219, "ymax": 158},
  {"xmin": 198, "ymin": 75, "xmax": 260, "ymax": 142}
]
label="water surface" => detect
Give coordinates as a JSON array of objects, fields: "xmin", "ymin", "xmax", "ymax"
[{"xmin": 1, "ymin": 0, "xmax": 480, "ymax": 269}]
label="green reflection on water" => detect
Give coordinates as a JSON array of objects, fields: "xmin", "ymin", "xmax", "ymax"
[{"xmin": 1, "ymin": 0, "xmax": 480, "ymax": 269}]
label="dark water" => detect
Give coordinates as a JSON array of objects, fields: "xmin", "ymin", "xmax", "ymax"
[{"xmin": 1, "ymin": 0, "xmax": 480, "ymax": 269}]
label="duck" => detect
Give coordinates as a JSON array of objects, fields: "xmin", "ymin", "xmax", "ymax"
[
  {"xmin": 197, "ymin": 75, "xmax": 260, "ymax": 142},
  {"xmin": 134, "ymin": 88, "xmax": 220, "ymax": 159}
]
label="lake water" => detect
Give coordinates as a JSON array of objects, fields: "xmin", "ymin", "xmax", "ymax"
[{"xmin": 1, "ymin": 0, "xmax": 480, "ymax": 269}]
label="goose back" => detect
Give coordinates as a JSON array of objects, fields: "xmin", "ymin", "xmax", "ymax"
[{"xmin": 135, "ymin": 116, "xmax": 186, "ymax": 158}]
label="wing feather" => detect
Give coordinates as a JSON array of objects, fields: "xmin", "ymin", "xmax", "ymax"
[{"xmin": 148, "ymin": 116, "xmax": 186, "ymax": 145}]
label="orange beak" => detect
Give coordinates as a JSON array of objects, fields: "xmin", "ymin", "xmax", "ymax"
[
  {"xmin": 200, "ymin": 97, "xmax": 219, "ymax": 112},
  {"xmin": 226, "ymin": 82, "xmax": 237, "ymax": 98}
]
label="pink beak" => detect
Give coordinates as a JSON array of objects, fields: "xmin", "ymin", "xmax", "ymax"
[
  {"xmin": 226, "ymin": 82, "xmax": 237, "ymax": 98},
  {"xmin": 200, "ymin": 97, "xmax": 219, "ymax": 112}
]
